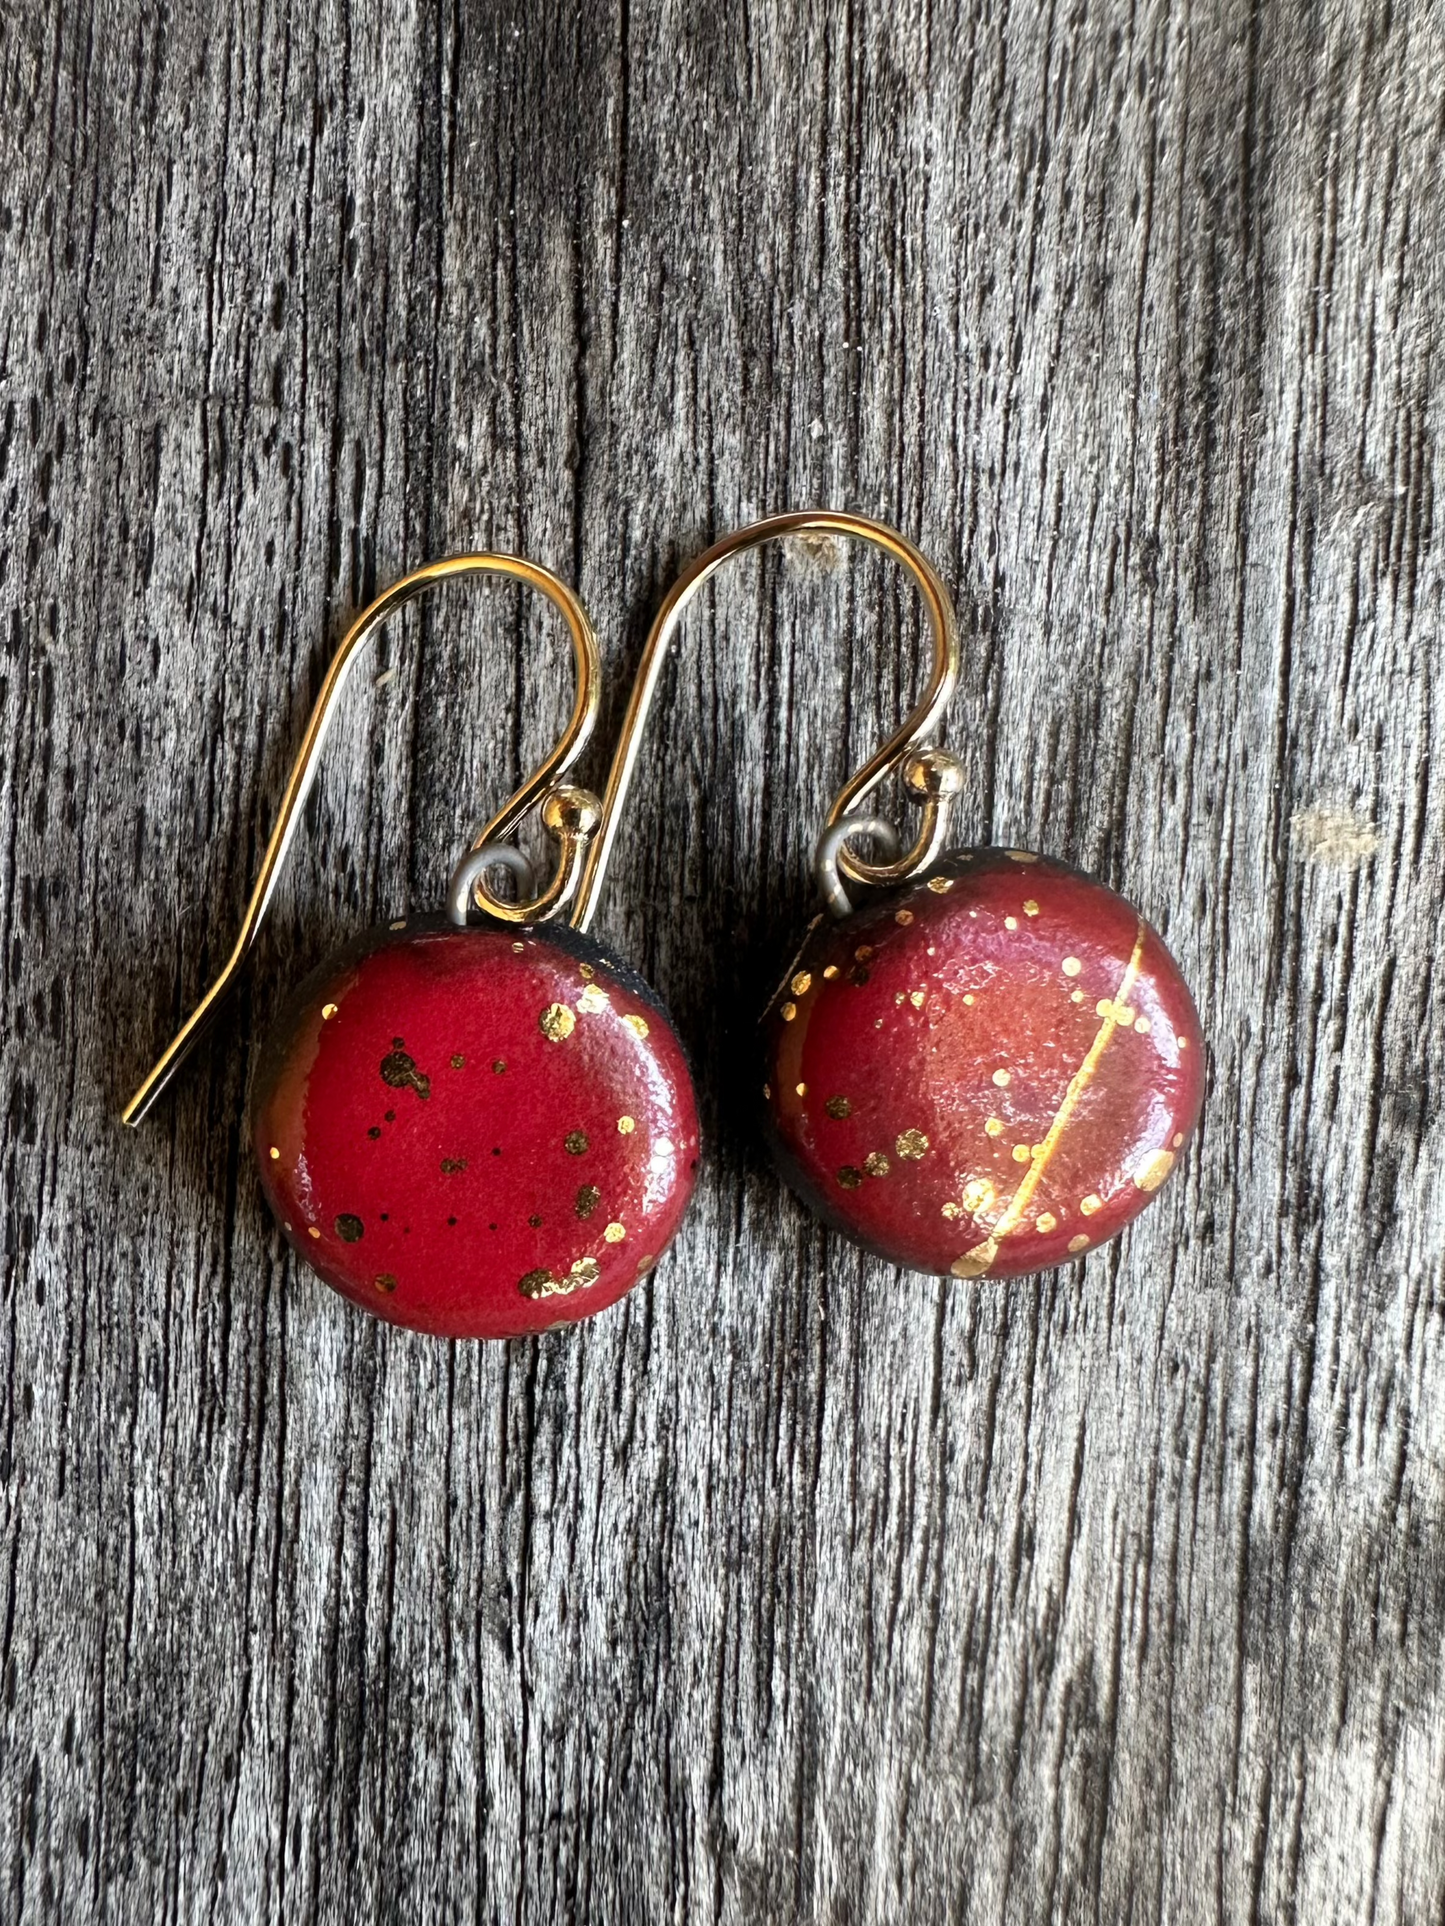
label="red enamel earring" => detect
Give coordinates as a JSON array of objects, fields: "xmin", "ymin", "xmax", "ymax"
[
  {"xmin": 124, "ymin": 556, "xmax": 700, "ymax": 1338},
  {"xmin": 570, "ymin": 512, "xmax": 1203, "ymax": 1283}
]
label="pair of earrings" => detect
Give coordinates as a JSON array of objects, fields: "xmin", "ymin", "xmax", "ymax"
[{"xmin": 125, "ymin": 512, "xmax": 1204, "ymax": 1339}]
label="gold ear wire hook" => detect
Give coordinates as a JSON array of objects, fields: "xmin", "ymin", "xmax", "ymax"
[
  {"xmin": 568, "ymin": 510, "xmax": 963, "ymax": 934},
  {"xmin": 123, "ymin": 553, "xmax": 602, "ymax": 1127}
]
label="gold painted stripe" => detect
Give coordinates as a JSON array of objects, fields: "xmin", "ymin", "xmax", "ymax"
[{"xmin": 955, "ymin": 917, "xmax": 1148, "ymax": 1278}]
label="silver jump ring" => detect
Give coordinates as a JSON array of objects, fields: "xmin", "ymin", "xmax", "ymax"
[
  {"xmin": 447, "ymin": 844, "xmax": 538, "ymax": 926},
  {"xmin": 814, "ymin": 816, "xmax": 902, "ymax": 920}
]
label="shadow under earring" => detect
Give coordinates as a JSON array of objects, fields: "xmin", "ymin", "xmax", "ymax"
[
  {"xmin": 569, "ymin": 512, "xmax": 1203, "ymax": 1283},
  {"xmin": 125, "ymin": 556, "xmax": 700, "ymax": 1339}
]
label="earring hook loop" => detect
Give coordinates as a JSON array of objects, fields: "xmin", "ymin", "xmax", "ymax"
[
  {"xmin": 123, "ymin": 552, "xmax": 602, "ymax": 1127},
  {"xmin": 568, "ymin": 510, "xmax": 963, "ymax": 934}
]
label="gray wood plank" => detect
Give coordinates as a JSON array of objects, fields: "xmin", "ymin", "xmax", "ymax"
[{"xmin": 1, "ymin": 0, "xmax": 1442, "ymax": 1919}]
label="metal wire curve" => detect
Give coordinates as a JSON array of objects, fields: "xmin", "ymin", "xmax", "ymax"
[
  {"xmin": 568, "ymin": 510, "xmax": 963, "ymax": 933},
  {"xmin": 814, "ymin": 816, "xmax": 901, "ymax": 919},
  {"xmin": 123, "ymin": 553, "xmax": 601, "ymax": 1126},
  {"xmin": 446, "ymin": 844, "xmax": 537, "ymax": 925}
]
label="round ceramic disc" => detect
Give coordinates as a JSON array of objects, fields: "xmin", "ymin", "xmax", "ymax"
[
  {"xmin": 761, "ymin": 848, "xmax": 1204, "ymax": 1279},
  {"xmin": 252, "ymin": 917, "xmax": 700, "ymax": 1337}
]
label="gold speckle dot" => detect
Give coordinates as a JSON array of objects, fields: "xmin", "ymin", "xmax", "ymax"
[
  {"xmin": 1068, "ymin": 1234, "xmax": 1090, "ymax": 1254},
  {"xmin": 1006, "ymin": 850, "xmax": 1038, "ymax": 864},
  {"xmin": 1173, "ymin": 1131, "xmax": 1185, "ymax": 1148},
  {"xmin": 961, "ymin": 1176, "xmax": 995, "ymax": 1213},
  {"xmin": 1134, "ymin": 1016, "xmax": 1152, "ymax": 1036},
  {"xmin": 522, "ymin": 1254, "xmax": 604, "ymax": 1299},
  {"xmin": 322, "ymin": 1002, "xmax": 339, "ymax": 1020},
  {"xmin": 1071, "ymin": 989, "xmax": 1085, "ymax": 1004},
  {"xmin": 1096, "ymin": 998, "xmax": 1114, "ymax": 1018},
  {"xmin": 1133, "ymin": 1149, "xmax": 1176, "ymax": 1192},
  {"xmin": 895, "ymin": 991, "xmax": 907, "ymax": 1006},
  {"xmin": 824, "ymin": 1095, "xmax": 852, "ymax": 1120},
  {"xmin": 1005, "ymin": 915, "xmax": 1019, "ymax": 931},
  {"xmin": 307, "ymin": 1226, "xmax": 321, "ymax": 1239},
  {"xmin": 635, "ymin": 1254, "xmax": 654, "ymax": 1274},
  {"xmin": 863, "ymin": 1151, "xmax": 891, "ymax": 1178},
  {"xmin": 1012, "ymin": 1144, "xmax": 1031, "ymax": 1164},
  {"xmin": 617, "ymin": 1116, "xmax": 636, "ymax": 1135},
  {"xmin": 579, "ymin": 963, "xmax": 596, "ymax": 980},
  {"xmin": 823, "ymin": 964, "xmax": 840, "ymax": 980},
  {"xmin": 575, "ymin": 1185, "xmax": 601, "ymax": 1219},
  {"xmin": 577, "ymin": 983, "xmax": 609, "ymax": 1014},
  {"xmin": 781, "ymin": 1001, "xmax": 798, "ymax": 1022},
  {"xmin": 895, "ymin": 909, "xmax": 914, "ymax": 925},
  {"xmin": 540, "ymin": 1003, "xmax": 576, "ymax": 1041},
  {"xmin": 762, "ymin": 1083, "xmax": 771, "ymax": 1100},
  {"xmin": 492, "ymin": 1059, "xmax": 506, "ymax": 1074},
  {"xmin": 1036, "ymin": 1211, "xmax": 1058, "ymax": 1234},
  {"xmin": 985, "ymin": 1117, "xmax": 1004, "ymax": 1138},
  {"xmin": 963, "ymin": 993, "xmax": 976, "ymax": 1006},
  {"xmin": 623, "ymin": 1013, "xmax": 650, "ymax": 1038},
  {"xmin": 795, "ymin": 1082, "xmax": 807, "ymax": 1097},
  {"xmin": 375, "ymin": 1272, "xmax": 398, "ymax": 1293},
  {"xmin": 604, "ymin": 1221, "xmax": 626, "ymax": 1243},
  {"xmin": 928, "ymin": 876, "xmax": 954, "ymax": 894},
  {"xmin": 511, "ymin": 940, "xmax": 525, "ymax": 954},
  {"xmin": 1178, "ymin": 1035, "xmax": 1190, "ymax": 1050},
  {"xmin": 1116, "ymin": 1005, "xmax": 1137, "ymax": 1029},
  {"xmin": 992, "ymin": 1068, "xmax": 1011, "ymax": 1087},
  {"xmin": 791, "ymin": 971, "xmax": 813, "ymax": 996},
  {"xmin": 335, "ymin": 1213, "xmax": 364, "ymax": 1242},
  {"xmin": 941, "ymin": 1201, "xmax": 961, "ymax": 1219},
  {"xmin": 895, "ymin": 1129, "xmax": 929, "ymax": 1160},
  {"xmin": 564, "ymin": 1130, "xmax": 590, "ymax": 1155},
  {"xmin": 909, "ymin": 990, "xmax": 925, "ymax": 1009},
  {"xmin": 451, "ymin": 1053, "xmax": 466, "ymax": 1069},
  {"xmin": 1062, "ymin": 956, "xmax": 1082, "ymax": 977},
  {"xmin": 837, "ymin": 1166, "xmax": 863, "ymax": 1189},
  {"xmin": 269, "ymin": 1145, "xmax": 281, "ymax": 1160},
  {"xmin": 1080, "ymin": 1193, "xmax": 1103, "ymax": 1216},
  {"xmin": 1023, "ymin": 900, "xmax": 1040, "ymax": 917},
  {"xmin": 854, "ymin": 945, "xmax": 874, "ymax": 962},
  {"xmin": 390, "ymin": 919, "xmax": 407, "ymax": 931}
]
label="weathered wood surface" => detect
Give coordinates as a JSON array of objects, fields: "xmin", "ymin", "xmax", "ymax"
[{"xmin": 2, "ymin": 0, "xmax": 1443, "ymax": 1918}]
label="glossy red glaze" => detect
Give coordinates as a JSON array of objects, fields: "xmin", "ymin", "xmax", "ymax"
[
  {"xmin": 252, "ymin": 919, "xmax": 700, "ymax": 1338},
  {"xmin": 761, "ymin": 848, "xmax": 1204, "ymax": 1279}
]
